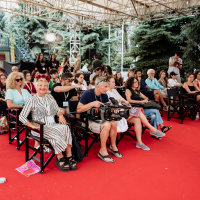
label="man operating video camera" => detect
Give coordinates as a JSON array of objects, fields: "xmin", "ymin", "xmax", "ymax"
[{"xmin": 77, "ymin": 77, "xmax": 124, "ymax": 163}]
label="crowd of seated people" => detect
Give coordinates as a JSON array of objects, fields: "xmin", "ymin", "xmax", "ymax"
[{"xmin": 1, "ymin": 51, "xmax": 200, "ymax": 172}]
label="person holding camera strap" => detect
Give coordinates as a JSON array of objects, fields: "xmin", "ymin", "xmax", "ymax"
[
  {"xmin": 168, "ymin": 51, "xmax": 182, "ymax": 83},
  {"xmin": 77, "ymin": 77, "xmax": 124, "ymax": 163}
]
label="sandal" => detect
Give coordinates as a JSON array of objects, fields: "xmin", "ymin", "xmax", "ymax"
[
  {"xmin": 56, "ymin": 157, "xmax": 70, "ymax": 172},
  {"xmin": 98, "ymin": 153, "xmax": 115, "ymax": 163},
  {"xmin": 161, "ymin": 126, "xmax": 172, "ymax": 133},
  {"xmin": 67, "ymin": 156, "xmax": 77, "ymax": 171},
  {"xmin": 151, "ymin": 135, "xmax": 162, "ymax": 140},
  {"xmin": 108, "ymin": 148, "xmax": 124, "ymax": 158}
]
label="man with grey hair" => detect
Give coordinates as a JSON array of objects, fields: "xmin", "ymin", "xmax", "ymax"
[{"xmin": 77, "ymin": 77, "xmax": 124, "ymax": 163}]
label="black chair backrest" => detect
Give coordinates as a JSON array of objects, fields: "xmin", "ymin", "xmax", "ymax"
[
  {"xmin": 167, "ymin": 88, "xmax": 179, "ymax": 97},
  {"xmin": 69, "ymin": 100, "xmax": 79, "ymax": 113},
  {"xmin": 179, "ymin": 86, "xmax": 187, "ymax": 94}
]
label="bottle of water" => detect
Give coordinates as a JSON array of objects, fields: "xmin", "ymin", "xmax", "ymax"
[{"xmin": 196, "ymin": 112, "xmax": 199, "ymax": 121}]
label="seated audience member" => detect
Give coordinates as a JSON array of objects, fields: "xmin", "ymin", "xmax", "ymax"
[
  {"xmin": 31, "ymin": 70, "xmax": 40, "ymax": 90},
  {"xmin": 114, "ymin": 71, "xmax": 125, "ymax": 97},
  {"xmin": 49, "ymin": 69, "xmax": 59, "ymax": 91},
  {"xmin": 12, "ymin": 66, "xmax": 18, "ymax": 73},
  {"xmin": 48, "ymin": 54, "xmax": 59, "ymax": 71},
  {"xmin": 72, "ymin": 73, "xmax": 87, "ymax": 90},
  {"xmin": 35, "ymin": 53, "xmax": 48, "ymax": 75},
  {"xmin": 158, "ymin": 70, "xmax": 172, "ymax": 88},
  {"xmin": 19, "ymin": 76, "xmax": 77, "ymax": 172},
  {"xmin": 23, "ymin": 70, "xmax": 36, "ymax": 94},
  {"xmin": 77, "ymin": 77, "xmax": 124, "ymax": 162},
  {"xmin": 0, "ymin": 68, "xmax": 6, "ymax": 75},
  {"xmin": 5, "ymin": 72, "xmax": 32, "ymax": 127},
  {"xmin": 90, "ymin": 67, "xmax": 102, "ymax": 84},
  {"xmin": 5, "ymin": 72, "xmax": 31, "ymax": 109},
  {"xmin": 62, "ymin": 57, "xmax": 70, "ymax": 73},
  {"xmin": 146, "ymin": 69, "xmax": 168, "ymax": 99},
  {"xmin": 51, "ymin": 72, "xmax": 80, "ymax": 114},
  {"xmin": 193, "ymin": 70, "xmax": 200, "ymax": 92},
  {"xmin": 135, "ymin": 69, "xmax": 167, "ymax": 110},
  {"xmin": 81, "ymin": 63, "xmax": 89, "ymax": 72},
  {"xmin": 125, "ymin": 77, "xmax": 172, "ymax": 135},
  {"xmin": 0, "ymin": 74, "xmax": 7, "ymax": 111},
  {"xmin": 73, "ymin": 69, "xmax": 87, "ymax": 88},
  {"xmin": 89, "ymin": 75, "xmax": 99, "ymax": 89},
  {"xmin": 107, "ymin": 76, "xmax": 166, "ymax": 150},
  {"xmin": 168, "ymin": 72, "xmax": 182, "ymax": 87},
  {"xmin": 102, "ymin": 65, "xmax": 113, "ymax": 77},
  {"xmin": 127, "ymin": 69, "xmax": 135, "ymax": 78},
  {"xmin": 183, "ymin": 73, "xmax": 200, "ymax": 102}
]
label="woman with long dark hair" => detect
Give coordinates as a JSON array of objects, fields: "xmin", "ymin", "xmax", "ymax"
[
  {"xmin": 102, "ymin": 65, "xmax": 113, "ymax": 77},
  {"xmin": 114, "ymin": 71, "xmax": 124, "ymax": 96},
  {"xmin": 125, "ymin": 76, "xmax": 172, "ymax": 135},
  {"xmin": 62, "ymin": 57, "xmax": 70, "ymax": 73},
  {"xmin": 35, "ymin": 53, "xmax": 48, "ymax": 75},
  {"xmin": 48, "ymin": 54, "xmax": 59, "ymax": 71},
  {"xmin": 194, "ymin": 70, "xmax": 200, "ymax": 91}
]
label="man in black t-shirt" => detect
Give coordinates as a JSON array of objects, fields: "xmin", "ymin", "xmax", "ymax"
[
  {"xmin": 51, "ymin": 72, "xmax": 81, "ymax": 114},
  {"xmin": 77, "ymin": 77, "xmax": 124, "ymax": 163}
]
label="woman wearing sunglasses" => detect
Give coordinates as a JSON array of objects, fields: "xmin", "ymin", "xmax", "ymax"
[{"xmin": 5, "ymin": 72, "xmax": 31, "ymax": 109}]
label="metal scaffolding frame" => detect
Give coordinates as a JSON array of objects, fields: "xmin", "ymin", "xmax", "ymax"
[
  {"xmin": 0, "ymin": 0, "xmax": 200, "ymax": 29},
  {"xmin": 70, "ymin": 30, "xmax": 81, "ymax": 66}
]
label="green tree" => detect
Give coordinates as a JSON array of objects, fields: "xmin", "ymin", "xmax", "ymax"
[
  {"xmin": 0, "ymin": 11, "xmax": 6, "ymax": 33},
  {"xmin": 181, "ymin": 15, "xmax": 200, "ymax": 72},
  {"xmin": 129, "ymin": 17, "xmax": 192, "ymax": 77}
]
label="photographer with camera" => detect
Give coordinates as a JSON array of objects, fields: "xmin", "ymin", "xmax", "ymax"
[
  {"xmin": 77, "ymin": 77, "xmax": 124, "ymax": 163},
  {"xmin": 168, "ymin": 51, "xmax": 182, "ymax": 83},
  {"xmin": 51, "ymin": 72, "xmax": 80, "ymax": 114}
]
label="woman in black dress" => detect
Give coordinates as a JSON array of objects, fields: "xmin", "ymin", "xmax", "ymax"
[
  {"xmin": 48, "ymin": 54, "xmax": 59, "ymax": 71},
  {"xmin": 62, "ymin": 57, "xmax": 70, "ymax": 73},
  {"xmin": 35, "ymin": 53, "xmax": 48, "ymax": 75},
  {"xmin": 183, "ymin": 72, "xmax": 200, "ymax": 102}
]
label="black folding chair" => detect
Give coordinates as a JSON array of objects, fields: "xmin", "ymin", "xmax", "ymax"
[
  {"xmin": 25, "ymin": 120, "xmax": 55, "ymax": 174},
  {"xmin": 68, "ymin": 100, "xmax": 101, "ymax": 157},
  {"xmin": 7, "ymin": 108, "xmax": 25, "ymax": 150},
  {"xmin": 167, "ymin": 87, "xmax": 195, "ymax": 124}
]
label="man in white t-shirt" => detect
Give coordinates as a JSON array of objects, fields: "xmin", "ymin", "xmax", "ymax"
[{"xmin": 168, "ymin": 51, "xmax": 182, "ymax": 83}]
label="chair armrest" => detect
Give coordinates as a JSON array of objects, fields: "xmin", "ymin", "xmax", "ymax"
[
  {"xmin": 29, "ymin": 119, "xmax": 45, "ymax": 125},
  {"xmin": 131, "ymin": 103, "xmax": 142, "ymax": 107},
  {"xmin": 7, "ymin": 108, "xmax": 22, "ymax": 112}
]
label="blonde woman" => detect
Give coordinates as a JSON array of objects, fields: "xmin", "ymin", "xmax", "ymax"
[
  {"xmin": 19, "ymin": 75, "xmax": 77, "ymax": 172},
  {"xmin": 5, "ymin": 72, "xmax": 31, "ymax": 109}
]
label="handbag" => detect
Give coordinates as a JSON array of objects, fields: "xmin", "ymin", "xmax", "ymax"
[
  {"xmin": 71, "ymin": 132, "xmax": 84, "ymax": 163},
  {"xmin": 117, "ymin": 117, "xmax": 128, "ymax": 133},
  {"xmin": 142, "ymin": 101, "xmax": 161, "ymax": 110}
]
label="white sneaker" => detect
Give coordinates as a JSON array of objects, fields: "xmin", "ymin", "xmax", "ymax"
[{"xmin": 136, "ymin": 143, "xmax": 150, "ymax": 151}]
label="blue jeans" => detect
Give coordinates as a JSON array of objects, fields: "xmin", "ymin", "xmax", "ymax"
[{"xmin": 144, "ymin": 109, "xmax": 163, "ymax": 128}]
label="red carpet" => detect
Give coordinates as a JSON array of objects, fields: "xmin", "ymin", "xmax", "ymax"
[{"xmin": 0, "ymin": 113, "xmax": 200, "ymax": 200}]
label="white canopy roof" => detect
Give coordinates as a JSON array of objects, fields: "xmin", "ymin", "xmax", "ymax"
[{"xmin": 0, "ymin": 0, "xmax": 200, "ymax": 28}]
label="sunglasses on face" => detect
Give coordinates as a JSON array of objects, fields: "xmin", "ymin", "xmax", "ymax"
[
  {"xmin": 67, "ymin": 78, "xmax": 74, "ymax": 82},
  {"xmin": 15, "ymin": 78, "xmax": 22, "ymax": 82}
]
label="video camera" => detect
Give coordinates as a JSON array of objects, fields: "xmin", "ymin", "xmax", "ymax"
[{"xmin": 87, "ymin": 97, "xmax": 130, "ymax": 123}]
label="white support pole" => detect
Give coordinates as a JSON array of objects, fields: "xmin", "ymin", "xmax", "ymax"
[
  {"xmin": 108, "ymin": 24, "xmax": 110, "ymax": 66},
  {"xmin": 121, "ymin": 22, "xmax": 124, "ymax": 73}
]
